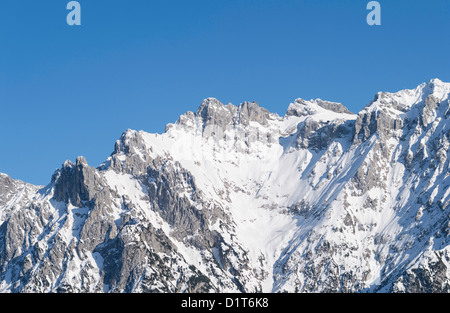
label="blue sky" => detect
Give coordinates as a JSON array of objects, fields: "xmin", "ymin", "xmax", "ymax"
[{"xmin": 0, "ymin": 0, "xmax": 449, "ymax": 185}]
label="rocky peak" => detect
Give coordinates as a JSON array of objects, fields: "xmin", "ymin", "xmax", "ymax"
[
  {"xmin": 196, "ymin": 97, "xmax": 230, "ymax": 114},
  {"xmin": 316, "ymin": 99, "xmax": 353, "ymax": 114},
  {"xmin": 366, "ymin": 78, "xmax": 450, "ymax": 113},
  {"xmin": 424, "ymin": 78, "xmax": 450, "ymax": 98},
  {"xmin": 353, "ymin": 79, "xmax": 450, "ymax": 144},
  {"xmin": 235, "ymin": 101, "xmax": 271, "ymax": 126},
  {"xmin": 113, "ymin": 129, "xmax": 147, "ymax": 156},
  {"xmin": 195, "ymin": 98, "xmax": 236, "ymax": 133},
  {"xmin": 0, "ymin": 173, "xmax": 40, "ymax": 220},
  {"xmin": 195, "ymin": 98, "xmax": 271, "ymax": 128},
  {"xmin": 52, "ymin": 156, "xmax": 103, "ymax": 207},
  {"xmin": 169, "ymin": 98, "xmax": 274, "ymax": 139},
  {"xmin": 0, "ymin": 174, "xmax": 16, "ymax": 207},
  {"xmin": 286, "ymin": 98, "xmax": 352, "ymax": 117}
]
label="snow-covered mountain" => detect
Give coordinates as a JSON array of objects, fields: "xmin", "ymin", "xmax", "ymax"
[{"xmin": 1, "ymin": 79, "xmax": 449, "ymax": 293}]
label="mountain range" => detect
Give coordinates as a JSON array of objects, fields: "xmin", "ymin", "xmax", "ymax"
[{"xmin": 1, "ymin": 79, "xmax": 449, "ymax": 293}]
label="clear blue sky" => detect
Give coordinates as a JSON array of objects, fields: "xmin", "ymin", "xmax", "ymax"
[{"xmin": 0, "ymin": 0, "xmax": 449, "ymax": 185}]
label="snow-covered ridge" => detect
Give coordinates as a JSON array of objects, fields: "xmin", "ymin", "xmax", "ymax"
[{"xmin": 365, "ymin": 78, "xmax": 450, "ymax": 113}]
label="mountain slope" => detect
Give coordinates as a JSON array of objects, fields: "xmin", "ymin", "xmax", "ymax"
[{"xmin": 0, "ymin": 79, "xmax": 449, "ymax": 293}]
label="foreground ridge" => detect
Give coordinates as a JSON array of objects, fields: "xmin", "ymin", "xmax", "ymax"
[{"xmin": 1, "ymin": 79, "xmax": 450, "ymax": 293}]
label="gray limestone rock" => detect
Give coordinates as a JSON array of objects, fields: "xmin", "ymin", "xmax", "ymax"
[
  {"xmin": 52, "ymin": 156, "xmax": 104, "ymax": 207},
  {"xmin": 353, "ymin": 108, "xmax": 403, "ymax": 144}
]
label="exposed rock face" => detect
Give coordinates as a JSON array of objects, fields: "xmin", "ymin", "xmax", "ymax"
[
  {"xmin": 1, "ymin": 79, "xmax": 450, "ymax": 293},
  {"xmin": 353, "ymin": 97, "xmax": 404, "ymax": 144},
  {"xmin": 0, "ymin": 174, "xmax": 17, "ymax": 207},
  {"xmin": 286, "ymin": 98, "xmax": 353, "ymax": 116},
  {"xmin": 52, "ymin": 156, "xmax": 104, "ymax": 207},
  {"xmin": 292, "ymin": 118, "xmax": 353, "ymax": 151},
  {"xmin": 196, "ymin": 98, "xmax": 271, "ymax": 130},
  {"xmin": 391, "ymin": 250, "xmax": 450, "ymax": 293}
]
